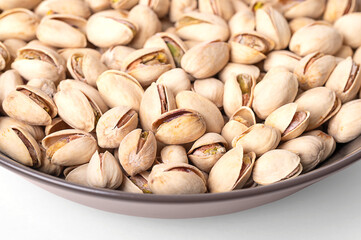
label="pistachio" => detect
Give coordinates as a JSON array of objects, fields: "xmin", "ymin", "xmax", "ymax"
[
  {"xmin": 334, "ymin": 13, "xmax": 361, "ymax": 49},
  {"xmin": 193, "ymin": 78, "xmax": 224, "ymax": 108},
  {"xmin": 229, "ymin": 9, "xmax": 255, "ymax": 35},
  {"xmin": 0, "ymin": 0, "xmax": 42, "ymax": 10},
  {"xmin": 139, "ymin": 0, "xmax": 170, "ymax": 18},
  {"xmin": 0, "ymin": 70, "xmax": 23, "ymax": 114},
  {"xmin": 160, "ymin": 145, "xmax": 188, "ymax": 164},
  {"xmin": 335, "ymin": 45, "xmax": 353, "ymax": 59},
  {"xmin": 156, "ymin": 68, "xmax": 191, "ymax": 96},
  {"xmin": 119, "ymin": 172, "xmax": 151, "ymax": 194},
  {"xmin": 198, "ymin": 0, "xmax": 235, "ymax": 21},
  {"xmin": 169, "ymin": 0, "xmax": 197, "ymax": 22},
  {"xmin": 303, "ymin": 130, "xmax": 336, "ymax": 162},
  {"xmin": 35, "ymin": 0, "xmax": 91, "ymax": 18},
  {"xmin": 324, "ymin": 0, "xmax": 357, "ymax": 23},
  {"xmin": 0, "ymin": 117, "xmax": 44, "ymax": 141},
  {"xmin": 101, "ymin": 46, "xmax": 135, "ymax": 71},
  {"xmin": 355, "ymin": 47, "xmax": 361, "ymax": 65},
  {"xmin": 2, "ymin": 38, "xmax": 26, "ymax": 60},
  {"xmin": 27, "ymin": 79, "xmax": 56, "ymax": 98},
  {"xmin": 221, "ymin": 120, "xmax": 249, "ymax": 148},
  {"xmin": 38, "ymin": 146, "xmax": 63, "ymax": 177},
  {"xmin": 85, "ymin": 0, "xmax": 110, "ymax": 12},
  {"xmin": 45, "ymin": 118, "xmax": 72, "ymax": 136},
  {"xmin": 264, "ymin": 50, "xmax": 301, "ymax": 72},
  {"xmin": 0, "ymin": 41, "xmax": 10, "ymax": 71},
  {"xmin": 281, "ymin": 0, "xmax": 326, "ymax": 19},
  {"xmin": 219, "ymin": 62, "xmax": 260, "ymax": 83},
  {"xmin": 289, "ymin": 17, "xmax": 315, "ymax": 34},
  {"xmin": 110, "ymin": 0, "xmax": 138, "ymax": 10},
  {"xmin": 65, "ymin": 164, "xmax": 89, "ymax": 186}
]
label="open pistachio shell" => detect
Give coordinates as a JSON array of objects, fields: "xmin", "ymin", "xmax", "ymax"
[
  {"xmin": 42, "ymin": 129, "xmax": 98, "ymax": 166},
  {"xmin": 27, "ymin": 79, "xmax": 56, "ymax": 98},
  {"xmin": 58, "ymin": 48, "xmax": 102, "ymax": 62},
  {"xmin": 176, "ymin": 91, "xmax": 224, "ymax": 133},
  {"xmin": 36, "ymin": 14, "xmax": 87, "ymax": 48},
  {"xmin": 303, "ymin": 130, "xmax": 336, "ymax": 162},
  {"xmin": 35, "ymin": 0, "xmax": 91, "ymax": 18},
  {"xmin": 148, "ymin": 162, "xmax": 207, "ymax": 194},
  {"xmin": 296, "ymin": 87, "xmax": 342, "ymax": 131},
  {"xmin": 193, "ymin": 78, "xmax": 224, "ymax": 108},
  {"xmin": 208, "ymin": 146, "xmax": 256, "ymax": 193},
  {"xmin": 54, "ymin": 88, "xmax": 102, "ymax": 132},
  {"xmin": 264, "ymin": 50, "xmax": 301, "ymax": 72},
  {"xmin": 324, "ymin": 0, "xmax": 357, "ymax": 23},
  {"xmin": 0, "ymin": 117, "xmax": 44, "ymax": 141},
  {"xmin": 65, "ymin": 163, "xmax": 89, "ymax": 186},
  {"xmin": 160, "ymin": 145, "xmax": 188, "ymax": 164},
  {"xmin": 45, "ymin": 118, "xmax": 72, "ymax": 136},
  {"xmin": 219, "ymin": 62, "xmax": 260, "ymax": 83},
  {"xmin": 232, "ymin": 124, "xmax": 281, "ymax": 157},
  {"xmin": 38, "ymin": 147, "xmax": 63, "ymax": 177},
  {"xmin": 334, "ymin": 13, "xmax": 361, "ymax": 49},
  {"xmin": 0, "ymin": 127, "xmax": 41, "ymax": 167},
  {"xmin": 279, "ymin": 136, "xmax": 325, "ymax": 173},
  {"xmin": 96, "ymin": 70, "xmax": 144, "ymax": 112},
  {"xmin": 328, "ymin": 99, "xmax": 361, "ymax": 143},
  {"xmin": 156, "ymin": 68, "xmax": 191, "ymax": 96},
  {"xmin": 198, "ymin": 0, "xmax": 235, "ymax": 21},
  {"xmin": 175, "ymin": 11, "xmax": 230, "ymax": 42},
  {"xmin": 118, "ymin": 129, "xmax": 157, "ymax": 176},
  {"xmin": 231, "ymin": 106, "xmax": 256, "ymax": 127},
  {"xmin": 87, "ymin": 151, "xmax": 123, "ymax": 189},
  {"xmin": 188, "ymin": 133, "xmax": 228, "ymax": 173},
  {"xmin": 265, "ymin": 103, "xmax": 310, "ymax": 141},
  {"xmin": 139, "ymin": 82, "xmax": 176, "ymax": 131},
  {"xmin": 253, "ymin": 149, "xmax": 302, "ymax": 186},
  {"xmin": 325, "ymin": 57, "xmax": 361, "ymax": 103},
  {"xmin": 294, "ymin": 52, "xmax": 337, "ymax": 90},
  {"xmin": 96, "ymin": 106, "xmax": 138, "ymax": 148},
  {"xmin": 118, "ymin": 172, "xmax": 151, "ymax": 194},
  {"xmin": 151, "ymin": 109, "xmax": 206, "ymax": 145},
  {"xmin": 0, "ymin": 69, "xmax": 23, "ymax": 114},
  {"xmin": 122, "ymin": 48, "xmax": 172, "ymax": 87},
  {"xmin": 221, "ymin": 120, "xmax": 249, "ymax": 148},
  {"xmin": 3, "ymin": 85, "xmax": 57, "ymax": 126},
  {"xmin": 169, "ymin": 0, "xmax": 197, "ymax": 22}
]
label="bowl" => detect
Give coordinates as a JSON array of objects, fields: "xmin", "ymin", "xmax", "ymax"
[{"xmin": 0, "ymin": 135, "xmax": 360, "ymax": 219}]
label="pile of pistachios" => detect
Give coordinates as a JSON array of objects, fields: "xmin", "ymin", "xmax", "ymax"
[{"xmin": 0, "ymin": 0, "xmax": 361, "ymax": 195}]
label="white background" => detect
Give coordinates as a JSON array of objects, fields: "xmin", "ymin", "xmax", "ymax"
[{"xmin": 0, "ymin": 161, "xmax": 361, "ymax": 240}]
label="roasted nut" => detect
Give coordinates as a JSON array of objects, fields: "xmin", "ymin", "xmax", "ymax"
[
  {"xmin": 264, "ymin": 50, "xmax": 301, "ymax": 72},
  {"xmin": 65, "ymin": 163, "xmax": 89, "ymax": 186},
  {"xmin": 101, "ymin": 46, "xmax": 135, "ymax": 70},
  {"xmin": 169, "ymin": 0, "xmax": 197, "ymax": 22},
  {"xmin": 27, "ymin": 79, "xmax": 56, "ymax": 98},
  {"xmin": 193, "ymin": 78, "xmax": 224, "ymax": 108},
  {"xmin": 0, "ymin": 0, "xmax": 42, "ymax": 10},
  {"xmin": 156, "ymin": 68, "xmax": 191, "ymax": 95},
  {"xmin": 45, "ymin": 118, "xmax": 72, "ymax": 136},
  {"xmin": 219, "ymin": 62, "xmax": 260, "ymax": 83},
  {"xmin": 0, "ymin": 117, "xmax": 44, "ymax": 141},
  {"xmin": 35, "ymin": 0, "xmax": 91, "ymax": 18},
  {"xmin": 324, "ymin": 0, "xmax": 357, "ymax": 23},
  {"xmin": 161, "ymin": 145, "xmax": 188, "ymax": 164},
  {"xmin": 139, "ymin": 0, "xmax": 170, "ymax": 18},
  {"xmin": 0, "ymin": 70, "xmax": 23, "ymax": 113},
  {"xmin": 334, "ymin": 13, "xmax": 361, "ymax": 49},
  {"xmin": 110, "ymin": 0, "xmax": 138, "ymax": 10},
  {"xmin": 198, "ymin": 0, "xmax": 235, "ymax": 21},
  {"xmin": 229, "ymin": 9, "xmax": 255, "ymax": 35}
]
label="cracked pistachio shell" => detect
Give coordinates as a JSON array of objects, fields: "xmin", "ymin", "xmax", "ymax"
[
  {"xmin": 224, "ymin": 73, "xmax": 256, "ymax": 118},
  {"xmin": 42, "ymin": 129, "xmax": 97, "ymax": 166},
  {"xmin": 65, "ymin": 163, "xmax": 89, "ymax": 186},
  {"xmin": 0, "ymin": 8, "xmax": 39, "ymax": 41},
  {"xmin": 175, "ymin": 12, "xmax": 230, "ymax": 42},
  {"xmin": 144, "ymin": 32, "xmax": 188, "ymax": 68},
  {"xmin": 0, "ymin": 117, "xmax": 44, "ymax": 141},
  {"xmin": 45, "ymin": 117, "xmax": 72, "ymax": 136},
  {"xmin": 86, "ymin": 11, "xmax": 137, "ymax": 48},
  {"xmin": 140, "ymin": 0, "xmax": 170, "ymax": 18},
  {"xmin": 12, "ymin": 44, "xmax": 66, "ymax": 83},
  {"xmin": 122, "ymin": 48, "xmax": 172, "ymax": 87},
  {"xmin": 219, "ymin": 63, "xmax": 260, "ymax": 83},
  {"xmin": 199, "ymin": 0, "xmax": 235, "ymax": 21},
  {"xmin": 303, "ymin": 130, "xmax": 336, "ymax": 162},
  {"xmin": 334, "ymin": 13, "xmax": 361, "ymax": 49},
  {"xmin": 335, "ymin": 45, "xmax": 353, "ymax": 59},
  {"xmin": 3, "ymin": 85, "xmax": 57, "ymax": 126},
  {"xmin": 38, "ymin": 147, "xmax": 63, "ymax": 176},
  {"xmin": 188, "ymin": 133, "xmax": 227, "ymax": 173},
  {"xmin": 325, "ymin": 57, "xmax": 361, "ymax": 103},
  {"xmin": 181, "ymin": 40, "xmax": 230, "ymax": 79},
  {"xmin": 290, "ymin": 22, "xmax": 343, "ymax": 56},
  {"xmin": 58, "ymin": 48, "xmax": 102, "ymax": 62},
  {"xmin": 252, "ymin": 67, "xmax": 298, "ymax": 119},
  {"xmin": 208, "ymin": 146, "xmax": 255, "ymax": 193},
  {"xmin": 3, "ymin": 39, "xmax": 26, "ymax": 60},
  {"xmin": 160, "ymin": 145, "xmax": 188, "ymax": 164},
  {"xmin": 156, "ymin": 68, "xmax": 191, "ymax": 96},
  {"xmin": 229, "ymin": 9, "xmax": 255, "ymax": 35},
  {"xmin": 289, "ymin": 17, "xmax": 315, "ymax": 34},
  {"xmin": 328, "ymin": 99, "xmax": 361, "ymax": 143},
  {"xmin": 35, "ymin": 0, "xmax": 91, "ymax": 18},
  {"xmin": 264, "ymin": 50, "xmax": 301, "ymax": 72},
  {"xmin": 265, "ymin": 103, "xmax": 310, "ymax": 141},
  {"xmin": 253, "ymin": 149, "xmax": 302, "ymax": 186},
  {"xmin": 232, "ymin": 124, "xmax": 281, "ymax": 156},
  {"xmin": 67, "ymin": 52, "xmax": 108, "ymax": 87},
  {"xmin": 193, "ymin": 78, "xmax": 224, "ymax": 108},
  {"xmin": 282, "ymin": 0, "xmax": 326, "ymax": 19},
  {"xmin": 176, "ymin": 91, "xmax": 224, "ymax": 133},
  {"xmin": 229, "ymin": 31, "xmax": 274, "ymax": 64},
  {"xmin": 128, "ymin": 5, "xmax": 162, "ymax": 49},
  {"xmin": 96, "ymin": 70, "xmax": 144, "ymax": 112},
  {"xmin": 255, "ymin": 6, "xmax": 291, "ymax": 50},
  {"xmin": 36, "ymin": 14, "xmax": 87, "ymax": 48},
  {"xmin": 57, "ymin": 80, "xmax": 108, "ymax": 113},
  {"xmin": 140, "ymin": 83, "xmax": 176, "ymax": 131},
  {"xmin": 149, "ymin": 162, "xmax": 207, "ymax": 194},
  {"xmin": 27, "ymin": 79, "xmax": 56, "ymax": 98},
  {"xmin": 221, "ymin": 120, "xmax": 249, "ymax": 148},
  {"xmin": 355, "ymin": 47, "xmax": 361, "ymax": 65},
  {"xmin": 0, "ymin": 0, "xmax": 42, "ymax": 10},
  {"xmin": 118, "ymin": 172, "xmax": 151, "ymax": 194},
  {"xmin": 151, "ymin": 109, "xmax": 206, "ymax": 145},
  {"xmin": 0, "ymin": 126, "xmax": 41, "ymax": 167},
  {"xmin": 118, "ymin": 129, "xmax": 157, "ymax": 176},
  {"xmin": 0, "ymin": 70, "xmax": 23, "ymax": 113},
  {"xmin": 110, "ymin": 0, "xmax": 138, "ymax": 10},
  {"xmin": 279, "ymin": 136, "xmax": 325, "ymax": 173},
  {"xmin": 295, "ymin": 87, "xmax": 341, "ymax": 131},
  {"xmin": 231, "ymin": 106, "xmax": 256, "ymax": 127},
  {"xmin": 54, "ymin": 89, "xmax": 102, "ymax": 132},
  {"xmin": 96, "ymin": 106, "xmax": 138, "ymax": 148},
  {"xmin": 0, "ymin": 41, "xmax": 10, "ymax": 71},
  {"xmin": 169, "ymin": 0, "xmax": 197, "ymax": 22},
  {"xmin": 294, "ymin": 52, "xmax": 337, "ymax": 90},
  {"xmin": 101, "ymin": 46, "xmax": 135, "ymax": 70},
  {"xmin": 324, "ymin": 0, "xmax": 357, "ymax": 23},
  {"xmin": 87, "ymin": 151, "xmax": 123, "ymax": 189}
]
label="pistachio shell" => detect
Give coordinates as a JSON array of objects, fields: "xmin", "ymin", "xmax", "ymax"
[
  {"xmin": 101, "ymin": 46, "xmax": 135, "ymax": 70},
  {"xmin": 193, "ymin": 78, "xmax": 224, "ymax": 108},
  {"xmin": 229, "ymin": 9, "xmax": 255, "ymax": 35},
  {"xmin": 335, "ymin": 45, "xmax": 353, "ymax": 59},
  {"xmin": 35, "ymin": 0, "xmax": 91, "ymax": 18},
  {"xmin": 303, "ymin": 130, "xmax": 336, "ymax": 162},
  {"xmin": 96, "ymin": 70, "xmax": 144, "ymax": 112},
  {"xmin": 0, "ymin": 41, "xmax": 10, "ymax": 71},
  {"xmin": 156, "ymin": 68, "xmax": 191, "ymax": 96},
  {"xmin": 0, "ymin": 70, "xmax": 23, "ymax": 113},
  {"xmin": 140, "ymin": 0, "xmax": 170, "ymax": 18},
  {"xmin": 198, "ymin": 0, "xmax": 235, "ymax": 21},
  {"xmin": 45, "ymin": 118, "xmax": 72, "ymax": 136},
  {"xmin": 264, "ymin": 50, "xmax": 301, "ymax": 72},
  {"xmin": 282, "ymin": 0, "xmax": 326, "ymax": 19},
  {"xmin": 232, "ymin": 123, "xmax": 281, "ymax": 156},
  {"xmin": 42, "ymin": 129, "xmax": 98, "ymax": 166},
  {"xmin": 65, "ymin": 164, "xmax": 89, "ymax": 186},
  {"xmin": 324, "ymin": 0, "xmax": 357, "ymax": 23},
  {"xmin": 221, "ymin": 120, "xmax": 249, "ymax": 147},
  {"xmin": 289, "ymin": 17, "xmax": 315, "ymax": 34},
  {"xmin": 27, "ymin": 79, "xmax": 56, "ymax": 98},
  {"xmin": 118, "ymin": 129, "xmax": 157, "ymax": 176},
  {"xmin": 219, "ymin": 63, "xmax": 260, "ymax": 83},
  {"xmin": 208, "ymin": 146, "xmax": 255, "ymax": 193},
  {"xmin": 230, "ymin": 106, "xmax": 256, "ymax": 127},
  {"xmin": 0, "ymin": 0, "xmax": 42, "ymax": 10},
  {"xmin": 2, "ymin": 38, "xmax": 26, "ymax": 60},
  {"xmin": 160, "ymin": 145, "xmax": 188, "ymax": 164},
  {"xmin": 169, "ymin": 0, "xmax": 197, "ymax": 22},
  {"xmin": 38, "ymin": 147, "xmax": 63, "ymax": 177},
  {"xmin": 85, "ymin": 0, "xmax": 110, "ymax": 12},
  {"xmin": 328, "ymin": 99, "xmax": 361, "ymax": 143},
  {"xmin": 252, "ymin": 149, "xmax": 302, "ymax": 186},
  {"xmin": 0, "ymin": 127, "xmax": 41, "ymax": 167},
  {"xmin": 0, "ymin": 117, "xmax": 44, "ymax": 141},
  {"xmin": 355, "ymin": 47, "xmax": 361, "ymax": 65},
  {"xmin": 148, "ymin": 162, "xmax": 207, "ymax": 194},
  {"xmin": 118, "ymin": 174, "xmax": 145, "ymax": 194},
  {"xmin": 110, "ymin": 0, "xmax": 138, "ymax": 10},
  {"xmin": 96, "ymin": 106, "xmax": 138, "ymax": 148},
  {"xmin": 176, "ymin": 91, "xmax": 224, "ymax": 133},
  {"xmin": 334, "ymin": 13, "xmax": 361, "ymax": 49},
  {"xmin": 152, "ymin": 109, "xmax": 206, "ymax": 145},
  {"xmin": 58, "ymin": 48, "xmax": 102, "ymax": 62}
]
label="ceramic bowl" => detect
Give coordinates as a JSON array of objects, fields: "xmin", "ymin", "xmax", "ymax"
[{"xmin": 0, "ymin": 136, "xmax": 360, "ymax": 219}]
